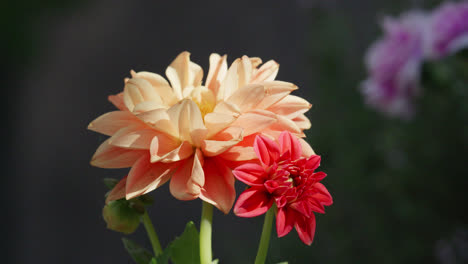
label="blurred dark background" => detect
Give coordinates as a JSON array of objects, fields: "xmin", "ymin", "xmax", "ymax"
[{"xmin": 4, "ymin": 0, "xmax": 468, "ymax": 263}]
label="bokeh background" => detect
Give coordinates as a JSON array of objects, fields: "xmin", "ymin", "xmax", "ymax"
[{"xmin": 4, "ymin": 0, "xmax": 468, "ymax": 263}]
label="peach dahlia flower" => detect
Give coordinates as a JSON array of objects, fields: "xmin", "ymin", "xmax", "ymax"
[{"xmin": 89, "ymin": 51, "xmax": 312, "ymax": 213}]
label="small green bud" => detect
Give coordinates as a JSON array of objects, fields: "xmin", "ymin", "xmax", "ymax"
[{"xmin": 102, "ymin": 200, "xmax": 141, "ymax": 234}]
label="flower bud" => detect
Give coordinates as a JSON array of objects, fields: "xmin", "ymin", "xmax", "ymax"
[{"xmin": 102, "ymin": 200, "xmax": 141, "ymax": 234}]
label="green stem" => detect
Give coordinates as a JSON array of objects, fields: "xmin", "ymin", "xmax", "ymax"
[
  {"xmin": 141, "ymin": 210, "xmax": 163, "ymax": 257},
  {"xmin": 200, "ymin": 202, "xmax": 213, "ymax": 264},
  {"xmin": 254, "ymin": 207, "xmax": 275, "ymax": 264}
]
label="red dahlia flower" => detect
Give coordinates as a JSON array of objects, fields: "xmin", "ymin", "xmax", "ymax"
[{"xmin": 233, "ymin": 131, "xmax": 332, "ymax": 245}]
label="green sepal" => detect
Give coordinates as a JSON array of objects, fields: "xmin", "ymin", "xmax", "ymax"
[
  {"xmin": 103, "ymin": 200, "xmax": 141, "ymax": 234},
  {"xmin": 103, "ymin": 178, "xmax": 119, "ymax": 190},
  {"xmin": 122, "ymin": 237, "xmax": 154, "ymax": 264}
]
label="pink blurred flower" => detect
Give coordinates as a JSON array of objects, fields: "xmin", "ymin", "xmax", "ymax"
[
  {"xmin": 426, "ymin": 1, "xmax": 468, "ymax": 59},
  {"xmin": 233, "ymin": 131, "xmax": 332, "ymax": 245},
  {"xmin": 89, "ymin": 52, "xmax": 312, "ymax": 213},
  {"xmin": 361, "ymin": 12, "xmax": 427, "ymax": 119}
]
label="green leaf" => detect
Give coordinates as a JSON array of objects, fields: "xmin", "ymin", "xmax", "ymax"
[
  {"xmin": 122, "ymin": 237, "xmax": 154, "ymax": 264},
  {"xmin": 103, "ymin": 178, "xmax": 119, "ymax": 190},
  {"xmin": 212, "ymin": 259, "xmax": 219, "ymax": 264},
  {"xmin": 148, "ymin": 258, "xmax": 157, "ymax": 264},
  {"xmin": 154, "ymin": 246, "xmax": 171, "ymax": 264},
  {"xmin": 276, "ymin": 262, "xmax": 288, "ymax": 264},
  {"xmin": 170, "ymin": 221, "xmax": 200, "ymax": 264}
]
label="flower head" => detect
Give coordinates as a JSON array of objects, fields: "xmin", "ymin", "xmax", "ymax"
[
  {"xmin": 361, "ymin": 12, "xmax": 426, "ymax": 119},
  {"xmin": 426, "ymin": 1, "xmax": 468, "ymax": 59},
  {"xmin": 233, "ymin": 131, "xmax": 332, "ymax": 245},
  {"xmin": 89, "ymin": 52, "xmax": 312, "ymax": 213}
]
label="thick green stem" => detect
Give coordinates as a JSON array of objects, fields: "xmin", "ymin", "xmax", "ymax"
[
  {"xmin": 254, "ymin": 207, "xmax": 275, "ymax": 264},
  {"xmin": 200, "ymin": 202, "xmax": 213, "ymax": 264},
  {"xmin": 141, "ymin": 211, "xmax": 163, "ymax": 257}
]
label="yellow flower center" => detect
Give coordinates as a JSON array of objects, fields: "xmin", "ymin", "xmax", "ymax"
[{"xmin": 188, "ymin": 86, "xmax": 216, "ymax": 118}]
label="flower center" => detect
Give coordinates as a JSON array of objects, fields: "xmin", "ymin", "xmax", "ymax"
[{"xmin": 187, "ymin": 86, "xmax": 216, "ymax": 118}]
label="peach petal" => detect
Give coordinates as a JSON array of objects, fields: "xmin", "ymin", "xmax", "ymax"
[
  {"xmin": 132, "ymin": 101, "xmax": 165, "ymax": 114},
  {"xmin": 267, "ymin": 114, "xmax": 302, "ymax": 135},
  {"xmin": 219, "ymin": 145, "xmax": 257, "ymax": 161},
  {"xmin": 199, "ymin": 157, "xmax": 236, "ymax": 214},
  {"xmin": 212, "ymin": 101, "xmax": 241, "ymax": 116},
  {"xmin": 201, "ymin": 127, "xmax": 243, "ymax": 156},
  {"xmin": 268, "ymin": 95, "xmax": 312, "ymax": 120},
  {"xmin": 218, "ymin": 58, "xmax": 239, "ymax": 101},
  {"xmin": 169, "ymin": 149, "xmax": 205, "ymax": 200},
  {"xmin": 230, "ymin": 110, "xmax": 276, "ymax": 136},
  {"xmin": 91, "ymin": 139, "xmax": 146, "ymax": 168},
  {"xmin": 167, "ymin": 99, "xmax": 207, "ymax": 146},
  {"xmin": 132, "ymin": 71, "xmax": 178, "ymax": 106},
  {"xmin": 125, "ymin": 154, "xmax": 176, "ymax": 199},
  {"xmin": 204, "ymin": 112, "xmax": 237, "ymax": 139},
  {"xmin": 108, "ymin": 93, "xmax": 128, "ymax": 111},
  {"xmin": 137, "ymin": 108, "xmax": 178, "ymax": 137},
  {"xmin": 105, "ymin": 176, "xmax": 127, "ymax": 203},
  {"xmin": 293, "ymin": 114, "xmax": 311, "ymax": 130},
  {"xmin": 165, "ymin": 51, "xmax": 203, "ymax": 100},
  {"xmin": 226, "ymin": 83, "xmax": 265, "ymax": 113},
  {"xmin": 299, "ymin": 138, "xmax": 316, "ymax": 157},
  {"xmin": 108, "ymin": 125, "xmax": 158, "ymax": 149},
  {"xmin": 255, "ymin": 81, "xmax": 298, "ymax": 110},
  {"xmin": 88, "ymin": 111, "xmax": 139, "ymax": 136},
  {"xmin": 123, "ymin": 78, "xmax": 164, "ymax": 112},
  {"xmin": 251, "ymin": 60, "xmax": 279, "ymax": 82},
  {"xmin": 206, "ymin": 53, "xmax": 228, "ymax": 96},
  {"xmin": 150, "ymin": 139, "xmax": 193, "ymax": 163},
  {"xmin": 237, "ymin": 56, "xmax": 253, "ymax": 89},
  {"xmin": 249, "ymin": 57, "xmax": 262, "ymax": 68}
]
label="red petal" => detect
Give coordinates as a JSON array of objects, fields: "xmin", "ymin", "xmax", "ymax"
[
  {"xmin": 278, "ymin": 131, "xmax": 302, "ymax": 160},
  {"xmin": 199, "ymin": 157, "xmax": 236, "ymax": 214},
  {"xmin": 305, "ymin": 155, "xmax": 321, "ymax": 171},
  {"xmin": 276, "ymin": 207, "xmax": 296, "ymax": 237},
  {"xmin": 233, "ymin": 163, "xmax": 266, "ymax": 186},
  {"xmin": 312, "ymin": 183, "xmax": 333, "ymax": 206},
  {"xmin": 233, "ymin": 187, "xmax": 273, "ymax": 217},
  {"xmin": 294, "ymin": 213, "xmax": 316, "ymax": 245},
  {"xmin": 254, "ymin": 134, "xmax": 280, "ymax": 167}
]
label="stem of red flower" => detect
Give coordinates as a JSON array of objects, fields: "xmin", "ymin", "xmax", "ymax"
[
  {"xmin": 200, "ymin": 201, "xmax": 213, "ymax": 264},
  {"xmin": 141, "ymin": 210, "xmax": 163, "ymax": 257},
  {"xmin": 254, "ymin": 206, "xmax": 275, "ymax": 264}
]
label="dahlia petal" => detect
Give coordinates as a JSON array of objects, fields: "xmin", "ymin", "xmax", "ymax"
[
  {"xmin": 312, "ymin": 183, "xmax": 333, "ymax": 206},
  {"xmin": 251, "ymin": 60, "xmax": 279, "ymax": 83},
  {"xmin": 226, "ymin": 83, "xmax": 265, "ymax": 113},
  {"xmin": 132, "ymin": 101, "xmax": 165, "ymax": 114},
  {"xmin": 108, "ymin": 93, "xmax": 128, "ymax": 111},
  {"xmin": 289, "ymin": 200, "xmax": 312, "ymax": 218},
  {"xmin": 105, "ymin": 176, "xmax": 127, "ymax": 203},
  {"xmin": 268, "ymin": 95, "xmax": 312, "ymax": 120},
  {"xmin": 299, "ymin": 138, "xmax": 316, "ymax": 157},
  {"xmin": 219, "ymin": 145, "xmax": 257, "ymax": 161},
  {"xmin": 166, "ymin": 51, "xmax": 203, "ymax": 100},
  {"xmin": 88, "ymin": 111, "xmax": 139, "ymax": 136},
  {"xmin": 202, "ymin": 127, "xmax": 243, "ymax": 156},
  {"xmin": 232, "ymin": 163, "xmax": 266, "ymax": 186},
  {"xmin": 276, "ymin": 207, "xmax": 296, "ymax": 237},
  {"xmin": 150, "ymin": 136, "xmax": 192, "ymax": 163},
  {"xmin": 123, "ymin": 78, "xmax": 164, "ymax": 112},
  {"xmin": 230, "ymin": 110, "xmax": 276, "ymax": 137},
  {"xmin": 132, "ymin": 71, "xmax": 178, "ymax": 106},
  {"xmin": 255, "ymin": 81, "xmax": 297, "ymax": 110},
  {"xmin": 305, "ymin": 155, "xmax": 321, "ymax": 170},
  {"xmin": 294, "ymin": 213, "xmax": 316, "ymax": 245},
  {"xmin": 254, "ymin": 134, "xmax": 281, "ymax": 167},
  {"xmin": 279, "ymin": 131, "xmax": 302, "ymax": 160},
  {"xmin": 233, "ymin": 187, "xmax": 273, "ymax": 217},
  {"xmin": 218, "ymin": 58, "xmax": 239, "ymax": 101},
  {"xmin": 237, "ymin": 56, "xmax": 253, "ymax": 89},
  {"xmin": 137, "ymin": 108, "xmax": 178, "ymax": 137},
  {"xmin": 167, "ymin": 99, "xmax": 207, "ymax": 146},
  {"xmin": 91, "ymin": 139, "xmax": 146, "ymax": 168},
  {"xmin": 204, "ymin": 112, "xmax": 237, "ymax": 138},
  {"xmin": 125, "ymin": 154, "xmax": 176, "ymax": 199},
  {"xmin": 250, "ymin": 57, "xmax": 262, "ymax": 68},
  {"xmin": 108, "ymin": 126, "xmax": 158, "ymax": 149},
  {"xmin": 199, "ymin": 157, "xmax": 236, "ymax": 214},
  {"xmin": 212, "ymin": 101, "xmax": 241, "ymax": 116},
  {"xmin": 293, "ymin": 114, "xmax": 311, "ymax": 130},
  {"xmin": 169, "ymin": 149, "xmax": 205, "ymax": 200},
  {"xmin": 206, "ymin": 54, "xmax": 228, "ymax": 96}
]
